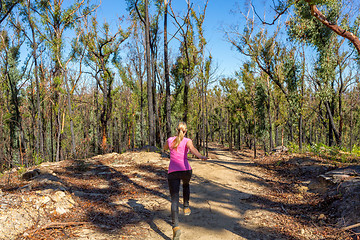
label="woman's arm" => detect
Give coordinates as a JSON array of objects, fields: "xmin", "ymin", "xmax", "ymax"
[
  {"xmin": 163, "ymin": 141, "xmax": 169, "ymax": 151},
  {"xmin": 186, "ymin": 140, "xmax": 208, "ymax": 160},
  {"xmin": 162, "ymin": 141, "xmax": 170, "ymax": 159}
]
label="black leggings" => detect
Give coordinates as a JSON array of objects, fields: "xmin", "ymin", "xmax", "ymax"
[{"xmin": 168, "ymin": 170, "xmax": 192, "ymax": 227}]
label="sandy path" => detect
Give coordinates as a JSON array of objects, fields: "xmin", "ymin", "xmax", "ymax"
[{"xmin": 146, "ymin": 145, "xmax": 285, "ymax": 240}]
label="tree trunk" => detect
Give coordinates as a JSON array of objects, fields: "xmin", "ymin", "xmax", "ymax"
[
  {"xmin": 55, "ymin": 105, "xmax": 62, "ymax": 162},
  {"xmin": 27, "ymin": 3, "xmax": 44, "ymax": 160},
  {"xmin": 140, "ymin": 74, "xmax": 144, "ymax": 147},
  {"xmin": 253, "ymin": 116, "xmax": 257, "ymax": 158},
  {"xmin": 50, "ymin": 103, "xmax": 54, "ymax": 161},
  {"xmin": 183, "ymin": 74, "xmax": 190, "ymax": 123},
  {"xmin": 275, "ymin": 103, "xmax": 280, "ymax": 146},
  {"xmin": 94, "ymin": 85, "xmax": 100, "ymax": 154},
  {"xmin": 266, "ymin": 77, "xmax": 274, "ymax": 150},
  {"xmin": 65, "ymin": 74, "xmax": 76, "ymax": 157},
  {"xmin": 164, "ymin": 0, "xmax": 171, "ymax": 139},
  {"xmin": 100, "ymin": 81, "xmax": 108, "ymax": 153},
  {"xmin": 324, "ymin": 100, "xmax": 341, "ymax": 146},
  {"xmin": 201, "ymin": 73, "xmax": 206, "ymax": 155},
  {"xmin": 145, "ymin": 0, "xmax": 155, "ymax": 146},
  {"xmin": 153, "ymin": 66, "xmax": 160, "ymax": 146},
  {"xmin": 205, "ymin": 83, "xmax": 208, "ymax": 156},
  {"xmin": 237, "ymin": 125, "xmax": 241, "ymax": 149},
  {"xmin": 252, "ymin": 94, "xmax": 257, "ymax": 159},
  {"xmin": 299, "ymin": 114, "xmax": 303, "ymax": 150},
  {"xmin": 228, "ymin": 111, "xmax": 233, "ymax": 151},
  {"xmin": 299, "ymin": 44, "xmax": 305, "ymax": 150}
]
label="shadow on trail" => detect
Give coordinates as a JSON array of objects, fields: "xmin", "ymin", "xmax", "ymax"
[
  {"xmin": 46, "ymin": 155, "xmax": 171, "ymax": 237},
  {"xmin": 147, "ymin": 148, "xmax": 295, "ymax": 239},
  {"xmin": 208, "ymin": 159, "xmax": 271, "ymax": 183},
  {"xmin": 177, "ymin": 172, "xmax": 287, "ymax": 239},
  {"xmin": 5, "ymin": 146, "xmax": 337, "ymax": 239}
]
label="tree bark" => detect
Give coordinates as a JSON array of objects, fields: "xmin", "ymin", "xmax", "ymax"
[
  {"xmin": 253, "ymin": 102, "xmax": 257, "ymax": 159},
  {"xmin": 145, "ymin": 0, "xmax": 155, "ymax": 145},
  {"xmin": 183, "ymin": 74, "xmax": 190, "ymax": 123},
  {"xmin": 26, "ymin": 0, "xmax": 44, "ymax": 160},
  {"xmin": 64, "ymin": 74, "xmax": 76, "ymax": 156},
  {"xmin": 266, "ymin": 77, "xmax": 274, "ymax": 150},
  {"xmin": 324, "ymin": 100, "xmax": 341, "ymax": 146},
  {"xmin": 164, "ymin": 0, "xmax": 172, "ymax": 139},
  {"xmin": 306, "ymin": 2, "xmax": 360, "ymax": 55}
]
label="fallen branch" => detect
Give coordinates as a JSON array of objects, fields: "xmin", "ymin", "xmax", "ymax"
[
  {"xmin": 281, "ymin": 204, "xmax": 289, "ymax": 215},
  {"xmin": 23, "ymin": 221, "xmax": 90, "ymax": 235},
  {"xmin": 342, "ymin": 223, "xmax": 360, "ymax": 231}
]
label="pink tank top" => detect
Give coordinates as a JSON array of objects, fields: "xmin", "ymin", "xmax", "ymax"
[{"xmin": 167, "ymin": 136, "xmax": 192, "ymax": 173}]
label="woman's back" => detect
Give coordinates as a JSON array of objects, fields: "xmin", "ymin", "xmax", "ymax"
[{"xmin": 167, "ymin": 136, "xmax": 191, "ymax": 173}]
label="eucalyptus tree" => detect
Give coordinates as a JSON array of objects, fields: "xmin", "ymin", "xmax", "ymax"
[
  {"xmin": 237, "ymin": 63, "xmax": 259, "ymax": 158},
  {"xmin": 253, "ymin": 0, "xmax": 360, "ymax": 56},
  {"xmin": 35, "ymin": 0, "xmax": 94, "ymax": 161},
  {"xmin": 75, "ymin": 15, "xmax": 131, "ymax": 153},
  {"xmin": 0, "ymin": 27, "xmax": 27, "ymax": 166},
  {"xmin": 143, "ymin": 0, "xmax": 154, "ymax": 145},
  {"xmin": 126, "ymin": 0, "xmax": 163, "ymax": 146},
  {"xmin": 148, "ymin": 4, "xmax": 162, "ymax": 146},
  {"xmin": 300, "ymin": 0, "xmax": 360, "ymax": 55},
  {"xmin": 193, "ymin": 1, "xmax": 210, "ymax": 154},
  {"xmin": 14, "ymin": 0, "xmax": 45, "ymax": 160},
  {"xmin": 287, "ymin": 0, "xmax": 357, "ymax": 146},
  {"xmin": 169, "ymin": 0, "xmax": 208, "ymax": 124},
  {"xmin": 219, "ymin": 77, "xmax": 240, "ymax": 151},
  {"xmin": 163, "ymin": 0, "xmax": 171, "ymax": 139},
  {"xmin": 126, "ymin": 22, "xmax": 146, "ymax": 147},
  {"xmin": 227, "ymin": 18, "xmax": 305, "ymax": 149}
]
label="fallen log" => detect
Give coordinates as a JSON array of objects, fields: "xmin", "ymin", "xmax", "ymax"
[{"xmin": 342, "ymin": 223, "xmax": 360, "ymax": 231}]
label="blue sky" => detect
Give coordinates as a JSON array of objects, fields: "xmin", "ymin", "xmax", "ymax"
[{"xmin": 95, "ymin": 0, "xmax": 258, "ymax": 77}]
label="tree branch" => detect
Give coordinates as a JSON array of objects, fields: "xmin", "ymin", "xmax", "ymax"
[{"xmin": 305, "ymin": 1, "xmax": 360, "ymax": 55}]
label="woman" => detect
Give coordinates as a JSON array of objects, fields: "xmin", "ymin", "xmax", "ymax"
[{"xmin": 163, "ymin": 122, "xmax": 207, "ymax": 240}]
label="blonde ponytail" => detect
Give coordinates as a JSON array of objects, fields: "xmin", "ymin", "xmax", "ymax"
[{"xmin": 172, "ymin": 122, "xmax": 187, "ymax": 149}]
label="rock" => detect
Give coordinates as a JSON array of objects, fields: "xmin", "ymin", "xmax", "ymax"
[
  {"xmin": 272, "ymin": 146, "xmax": 288, "ymax": 153},
  {"xmin": 50, "ymin": 191, "xmax": 76, "ymax": 215},
  {"xmin": 319, "ymin": 166, "xmax": 360, "ymax": 184},
  {"xmin": 21, "ymin": 169, "xmax": 41, "ymax": 181},
  {"xmin": 34, "ymin": 196, "xmax": 51, "ymax": 209},
  {"xmin": 325, "ymin": 166, "xmax": 360, "ymax": 177},
  {"xmin": 320, "ymin": 166, "xmax": 360, "ymax": 233},
  {"xmin": 50, "ymin": 191, "xmax": 66, "ymax": 202}
]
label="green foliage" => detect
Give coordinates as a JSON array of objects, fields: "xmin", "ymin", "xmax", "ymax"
[
  {"xmin": 16, "ymin": 164, "xmax": 27, "ymax": 175},
  {"xmin": 288, "ymin": 141, "xmax": 300, "ymax": 153},
  {"xmin": 302, "ymin": 143, "xmax": 360, "ymax": 163},
  {"xmin": 287, "ymin": 1, "xmax": 340, "ymax": 46},
  {"xmin": 350, "ymin": 145, "xmax": 360, "ymax": 158},
  {"xmin": 32, "ymin": 152, "xmax": 45, "ymax": 165}
]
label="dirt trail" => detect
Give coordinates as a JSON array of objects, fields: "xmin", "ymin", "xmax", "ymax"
[
  {"xmin": 1, "ymin": 143, "xmax": 356, "ymax": 239},
  {"xmin": 146, "ymin": 145, "xmax": 284, "ymax": 240}
]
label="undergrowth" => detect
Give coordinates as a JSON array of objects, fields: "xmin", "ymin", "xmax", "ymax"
[{"xmin": 288, "ymin": 142, "xmax": 360, "ymax": 163}]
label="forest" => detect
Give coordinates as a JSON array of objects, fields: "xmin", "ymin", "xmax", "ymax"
[{"xmin": 1, "ymin": 0, "xmax": 360, "ymax": 172}]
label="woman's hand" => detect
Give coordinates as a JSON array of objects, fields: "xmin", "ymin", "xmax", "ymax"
[{"xmin": 200, "ymin": 156, "xmax": 208, "ymax": 161}]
